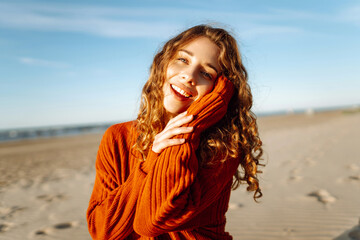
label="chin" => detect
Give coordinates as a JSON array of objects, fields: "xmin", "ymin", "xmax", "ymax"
[{"xmin": 164, "ymin": 104, "xmax": 188, "ymax": 117}]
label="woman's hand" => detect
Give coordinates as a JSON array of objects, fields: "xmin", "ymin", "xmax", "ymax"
[{"xmin": 152, "ymin": 111, "xmax": 194, "ymax": 153}]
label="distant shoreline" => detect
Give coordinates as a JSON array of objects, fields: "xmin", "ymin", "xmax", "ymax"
[
  {"xmin": 256, "ymin": 104, "xmax": 359, "ymax": 117},
  {"xmin": 1, "ymin": 105, "xmax": 358, "ymax": 142},
  {"xmin": 0, "ymin": 122, "xmax": 115, "ymax": 143}
]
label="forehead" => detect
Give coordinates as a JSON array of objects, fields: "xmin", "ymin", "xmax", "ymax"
[
  {"xmin": 176, "ymin": 37, "xmax": 220, "ymax": 66},
  {"xmin": 180, "ymin": 37, "xmax": 219, "ymax": 53}
]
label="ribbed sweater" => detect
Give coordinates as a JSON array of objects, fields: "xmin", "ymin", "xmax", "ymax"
[{"xmin": 87, "ymin": 76, "xmax": 239, "ymax": 239}]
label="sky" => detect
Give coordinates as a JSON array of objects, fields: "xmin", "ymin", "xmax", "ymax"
[{"xmin": 1, "ymin": 0, "xmax": 359, "ymax": 129}]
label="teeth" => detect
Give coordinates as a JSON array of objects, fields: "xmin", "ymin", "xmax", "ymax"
[{"xmin": 171, "ymin": 85, "xmax": 190, "ymax": 98}]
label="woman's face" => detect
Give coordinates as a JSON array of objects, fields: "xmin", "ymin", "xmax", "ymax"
[{"xmin": 163, "ymin": 37, "xmax": 220, "ymax": 117}]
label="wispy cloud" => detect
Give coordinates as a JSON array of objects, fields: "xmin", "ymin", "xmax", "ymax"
[
  {"xmin": 8, "ymin": 1, "xmax": 354, "ymax": 40},
  {"xmin": 240, "ymin": 25, "xmax": 303, "ymax": 39},
  {"xmin": 337, "ymin": 5, "xmax": 360, "ymax": 26},
  {"xmin": 0, "ymin": 2, "xmax": 308, "ymax": 39},
  {"xmin": 19, "ymin": 57, "xmax": 69, "ymax": 68},
  {"xmin": 267, "ymin": 8, "xmax": 329, "ymax": 21},
  {"xmin": 0, "ymin": 2, "xmax": 180, "ymax": 38},
  {"xmin": 269, "ymin": 5, "xmax": 360, "ymax": 28}
]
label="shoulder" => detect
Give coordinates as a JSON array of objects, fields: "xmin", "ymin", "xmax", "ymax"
[
  {"xmin": 103, "ymin": 120, "xmax": 137, "ymax": 140},
  {"xmin": 100, "ymin": 120, "xmax": 138, "ymax": 149}
]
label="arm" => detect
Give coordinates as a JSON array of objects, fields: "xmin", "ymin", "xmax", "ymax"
[
  {"xmin": 86, "ymin": 124, "xmax": 158, "ymax": 240},
  {"xmin": 133, "ymin": 76, "xmax": 237, "ymax": 236}
]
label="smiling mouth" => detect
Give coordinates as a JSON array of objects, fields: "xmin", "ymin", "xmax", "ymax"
[{"xmin": 171, "ymin": 84, "xmax": 192, "ymax": 98}]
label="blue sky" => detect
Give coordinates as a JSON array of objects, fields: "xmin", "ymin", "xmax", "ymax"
[{"xmin": 1, "ymin": 0, "xmax": 359, "ymax": 129}]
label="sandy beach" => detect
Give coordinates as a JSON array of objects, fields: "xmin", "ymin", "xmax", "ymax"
[{"xmin": 1, "ymin": 109, "xmax": 359, "ymax": 240}]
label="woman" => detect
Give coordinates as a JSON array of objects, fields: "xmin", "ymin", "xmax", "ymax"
[{"xmin": 87, "ymin": 24, "xmax": 263, "ymax": 240}]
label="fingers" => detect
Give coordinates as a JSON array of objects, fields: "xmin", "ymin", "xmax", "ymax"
[
  {"xmin": 152, "ymin": 111, "xmax": 195, "ymax": 153},
  {"xmin": 165, "ymin": 112, "xmax": 193, "ymax": 131},
  {"xmin": 166, "ymin": 111, "xmax": 188, "ymax": 127},
  {"xmin": 152, "ymin": 138, "xmax": 186, "ymax": 153},
  {"xmin": 158, "ymin": 126, "xmax": 193, "ymax": 142}
]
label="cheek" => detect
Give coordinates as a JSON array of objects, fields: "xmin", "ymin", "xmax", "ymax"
[
  {"xmin": 166, "ymin": 64, "xmax": 176, "ymax": 80},
  {"xmin": 162, "ymin": 81, "xmax": 170, "ymax": 95},
  {"xmin": 198, "ymin": 81, "xmax": 215, "ymax": 98}
]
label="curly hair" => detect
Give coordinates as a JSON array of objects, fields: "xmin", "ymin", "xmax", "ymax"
[{"xmin": 136, "ymin": 24, "xmax": 264, "ymax": 201}]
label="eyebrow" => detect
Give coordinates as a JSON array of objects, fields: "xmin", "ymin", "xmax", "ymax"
[{"xmin": 179, "ymin": 49, "xmax": 219, "ymax": 74}]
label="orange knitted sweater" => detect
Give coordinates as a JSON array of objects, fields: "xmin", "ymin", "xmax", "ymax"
[{"xmin": 87, "ymin": 76, "xmax": 239, "ymax": 239}]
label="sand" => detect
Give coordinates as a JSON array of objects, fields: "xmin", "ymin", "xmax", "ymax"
[{"xmin": 0, "ymin": 109, "xmax": 359, "ymax": 239}]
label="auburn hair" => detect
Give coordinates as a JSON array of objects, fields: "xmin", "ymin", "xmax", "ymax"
[{"xmin": 136, "ymin": 24, "xmax": 264, "ymax": 201}]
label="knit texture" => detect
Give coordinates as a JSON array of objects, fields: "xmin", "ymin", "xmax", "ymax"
[{"xmin": 87, "ymin": 76, "xmax": 239, "ymax": 240}]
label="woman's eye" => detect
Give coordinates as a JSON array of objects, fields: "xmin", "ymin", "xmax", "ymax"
[
  {"xmin": 177, "ymin": 58, "xmax": 187, "ymax": 63},
  {"xmin": 201, "ymin": 71, "xmax": 213, "ymax": 80}
]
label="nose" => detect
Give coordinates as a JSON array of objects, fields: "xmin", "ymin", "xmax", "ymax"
[{"xmin": 180, "ymin": 67, "xmax": 197, "ymax": 85}]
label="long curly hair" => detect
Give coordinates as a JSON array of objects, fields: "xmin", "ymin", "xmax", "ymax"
[{"xmin": 136, "ymin": 24, "xmax": 264, "ymax": 201}]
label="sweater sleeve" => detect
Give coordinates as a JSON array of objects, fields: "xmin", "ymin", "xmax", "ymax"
[
  {"xmin": 133, "ymin": 76, "xmax": 237, "ymax": 236},
  {"xmin": 86, "ymin": 124, "xmax": 158, "ymax": 240}
]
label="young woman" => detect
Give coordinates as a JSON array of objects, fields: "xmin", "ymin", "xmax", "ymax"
[{"xmin": 87, "ymin": 24, "xmax": 263, "ymax": 240}]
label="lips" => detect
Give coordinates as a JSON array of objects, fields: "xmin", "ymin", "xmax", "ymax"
[{"xmin": 170, "ymin": 84, "xmax": 192, "ymax": 98}]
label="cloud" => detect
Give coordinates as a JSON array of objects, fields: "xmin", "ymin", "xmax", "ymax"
[
  {"xmin": 240, "ymin": 25, "xmax": 302, "ymax": 39},
  {"xmin": 272, "ymin": 4, "xmax": 360, "ymax": 28},
  {"xmin": 337, "ymin": 5, "xmax": 360, "ymax": 26},
  {"xmin": 0, "ymin": 2, "xmax": 309, "ymax": 39},
  {"xmin": 19, "ymin": 57, "xmax": 69, "ymax": 68},
  {"xmin": 0, "ymin": 2, "xmax": 181, "ymax": 38},
  {"xmin": 267, "ymin": 8, "xmax": 329, "ymax": 21}
]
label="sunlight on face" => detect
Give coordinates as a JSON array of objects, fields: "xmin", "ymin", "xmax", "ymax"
[{"xmin": 163, "ymin": 37, "xmax": 220, "ymax": 117}]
